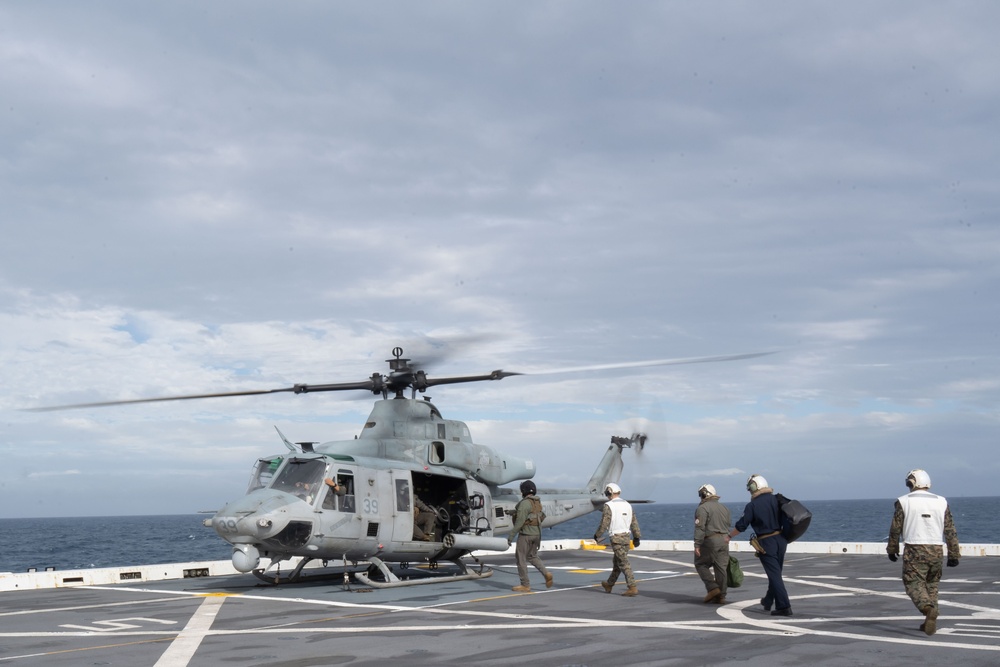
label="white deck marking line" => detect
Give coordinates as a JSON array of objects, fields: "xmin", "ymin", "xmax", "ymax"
[
  {"xmin": 0, "ymin": 596, "xmax": 186, "ymax": 617},
  {"xmin": 631, "ymin": 551, "xmax": 1000, "ymax": 649},
  {"xmin": 153, "ymin": 595, "xmax": 226, "ymax": 667},
  {"xmin": 716, "ymin": 592, "xmax": 1000, "ymax": 651}
]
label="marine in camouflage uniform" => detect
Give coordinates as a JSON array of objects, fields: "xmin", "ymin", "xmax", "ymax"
[
  {"xmin": 887, "ymin": 469, "xmax": 960, "ymax": 636},
  {"xmin": 412, "ymin": 496, "xmax": 438, "ymax": 541},
  {"xmin": 594, "ymin": 483, "xmax": 641, "ymax": 597}
]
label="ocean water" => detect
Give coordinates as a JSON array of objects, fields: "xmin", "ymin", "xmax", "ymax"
[{"xmin": 3, "ymin": 497, "xmax": 996, "ymax": 574}]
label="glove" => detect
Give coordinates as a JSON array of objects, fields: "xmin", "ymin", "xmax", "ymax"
[
  {"xmin": 507, "ymin": 537, "xmax": 513, "ymax": 547},
  {"xmin": 947, "ymin": 558, "xmax": 959, "ymax": 567},
  {"xmin": 632, "ymin": 536, "xmax": 640, "ymax": 547},
  {"xmin": 593, "ymin": 535, "xmax": 601, "ymax": 542},
  {"xmin": 887, "ymin": 553, "xmax": 898, "ymax": 562}
]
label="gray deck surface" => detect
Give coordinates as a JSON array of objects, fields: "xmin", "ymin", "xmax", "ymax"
[{"xmin": 2, "ymin": 548, "xmax": 999, "ymax": 666}]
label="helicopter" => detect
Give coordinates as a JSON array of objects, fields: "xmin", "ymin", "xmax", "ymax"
[{"xmin": 31, "ymin": 346, "xmax": 771, "ymax": 588}]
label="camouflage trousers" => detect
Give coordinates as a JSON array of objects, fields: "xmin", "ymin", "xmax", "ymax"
[
  {"xmin": 607, "ymin": 534, "xmax": 635, "ymax": 588},
  {"xmin": 902, "ymin": 544, "xmax": 943, "ymax": 612}
]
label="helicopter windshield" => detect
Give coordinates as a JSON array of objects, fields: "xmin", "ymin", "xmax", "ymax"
[
  {"xmin": 247, "ymin": 456, "xmax": 284, "ymax": 493},
  {"xmin": 270, "ymin": 458, "xmax": 326, "ymax": 503}
]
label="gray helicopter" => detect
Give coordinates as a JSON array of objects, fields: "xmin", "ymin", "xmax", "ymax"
[{"xmin": 33, "ymin": 346, "xmax": 769, "ymax": 588}]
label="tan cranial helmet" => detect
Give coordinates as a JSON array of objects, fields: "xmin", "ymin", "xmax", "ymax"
[{"xmin": 905, "ymin": 469, "xmax": 931, "ymax": 490}]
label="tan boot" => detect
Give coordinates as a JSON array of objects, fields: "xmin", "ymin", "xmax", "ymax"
[
  {"xmin": 714, "ymin": 596, "xmax": 727, "ymax": 605},
  {"xmin": 600, "ymin": 581, "xmax": 614, "ymax": 594},
  {"xmin": 703, "ymin": 588, "xmax": 721, "ymax": 603},
  {"xmin": 921, "ymin": 605, "xmax": 938, "ymax": 635},
  {"xmin": 544, "ymin": 573, "xmax": 554, "ymax": 588},
  {"xmin": 622, "ymin": 585, "xmax": 639, "ymax": 597},
  {"xmin": 511, "ymin": 585, "xmax": 531, "ymax": 592}
]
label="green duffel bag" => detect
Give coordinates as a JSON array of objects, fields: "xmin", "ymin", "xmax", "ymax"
[{"xmin": 727, "ymin": 556, "xmax": 744, "ymax": 588}]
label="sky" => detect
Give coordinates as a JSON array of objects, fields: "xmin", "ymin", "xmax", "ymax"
[{"xmin": 2, "ymin": 2, "xmax": 998, "ymax": 518}]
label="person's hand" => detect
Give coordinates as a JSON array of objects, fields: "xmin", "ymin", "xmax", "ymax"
[
  {"xmin": 887, "ymin": 552, "xmax": 898, "ymax": 562},
  {"xmin": 947, "ymin": 558, "xmax": 959, "ymax": 567},
  {"xmin": 694, "ymin": 547, "xmax": 701, "ymax": 558},
  {"xmin": 632, "ymin": 536, "xmax": 640, "ymax": 548}
]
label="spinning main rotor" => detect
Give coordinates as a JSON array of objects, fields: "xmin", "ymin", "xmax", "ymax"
[{"xmin": 29, "ymin": 347, "xmax": 772, "ymax": 412}]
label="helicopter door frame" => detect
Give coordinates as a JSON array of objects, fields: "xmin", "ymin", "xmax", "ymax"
[{"xmin": 390, "ymin": 472, "xmax": 416, "ymax": 543}]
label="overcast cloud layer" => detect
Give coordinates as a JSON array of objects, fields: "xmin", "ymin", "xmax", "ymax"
[{"xmin": 2, "ymin": 2, "xmax": 998, "ymax": 518}]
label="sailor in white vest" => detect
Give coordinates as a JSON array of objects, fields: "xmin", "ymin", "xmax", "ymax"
[
  {"xmin": 887, "ymin": 469, "xmax": 960, "ymax": 636},
  {"xmin": 594, "ymin": 482, "xmax": 642, "ymax": 597}
]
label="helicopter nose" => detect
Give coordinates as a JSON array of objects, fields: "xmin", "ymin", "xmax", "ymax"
[{"xmin": 211, "ymin": 490, "xmax": 298, "ymax": 542}]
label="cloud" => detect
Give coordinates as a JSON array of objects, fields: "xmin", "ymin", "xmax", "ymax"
[
  {"xmin": 26, "ymin": 470, "xmax": 81, "ymax": 479},
  {"xmin": 1, "ymin": 3, "xmax": 999, "ymax": 516}
]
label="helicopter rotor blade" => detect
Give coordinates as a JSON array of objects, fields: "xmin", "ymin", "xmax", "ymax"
[
  {"xmin": 25, "ymin": 349, "xmax": 773, "ymax": 412},
  {"xmin": 24, "ymin": 387, "xmax": 299, "ymax": 412},
  {"xmin": 25, "ymin": 379, "xmax": 381, "ymax": 412},
  {"xmin": 423, "ymin": 370, "xmax": 521, "ymax": 388},
  {"xmin": 517, "ymin": 351, "xmax": 774, "ymax": 377}
]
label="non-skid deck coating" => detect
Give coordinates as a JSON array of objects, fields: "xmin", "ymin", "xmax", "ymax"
[{"xmin": 2, "ymin": 548, "xmax": 999, "ymax": 666}]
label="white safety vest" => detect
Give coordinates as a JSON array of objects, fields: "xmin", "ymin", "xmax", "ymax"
[
  {"xmin": 898, "ymin": 490, "xmax": 947, "ymax": 546},
  {"xmin": 607, "ymin": 497, "xmax": 634, "ymax": 535}
]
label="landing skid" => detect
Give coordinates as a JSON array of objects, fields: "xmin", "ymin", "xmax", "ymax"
[
  {"xmin": 354, "ymin": 556, "xmax": 493, "ymax": 589},
  {"xmin": 253, "ymin": 558, "xmax": 353, "ymax": 586},
  {"xmin": 250, "ymin": 555, "xmax": 493, "ymax": 588},
  {"xmin": 251, "ymin": 556, "xmax": 328, "ymax": 585}
]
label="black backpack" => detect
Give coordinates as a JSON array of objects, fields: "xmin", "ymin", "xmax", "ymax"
[{"xmin": 776, "ymin": 493, "xmax": 812, "ymax": 543}]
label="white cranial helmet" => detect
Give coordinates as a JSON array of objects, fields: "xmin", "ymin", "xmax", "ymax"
[
  {"xmin": 605, "ymin": 482, "xmax": 621, "ymax": 496},
  {"xmin": 698, "ymin": 483, "xmax": 717, "ymax": 498},
  {"xmin": 746, "ymin": 474, "xmax": 768, "ymax": 494},
  {"xmin": 906, "ymin": 469, "xmax": 931, "ymax": 490}
]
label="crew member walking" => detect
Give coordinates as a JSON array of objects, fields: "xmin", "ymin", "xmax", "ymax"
[
  {"xmin": 887, "ymin": 469, "xmax": 960, "ymax": 635},
  {"xmin": 728, "ymin": 474, "xmax": 792, "ymax": 616},
  {"xmin": 594, "ymin": 482, "xmax": 641, "ymax": 597},
  {"xmin": 694, "ymin": 483, "xmax": 731, "ymax": 604},
  {"xmin": 508, "ymin": 480, "xmax": 553, "ymax": 592}
]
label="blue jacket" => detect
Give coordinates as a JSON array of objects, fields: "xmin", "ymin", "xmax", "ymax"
[{"xmin": 735, "ymin": 492, "xmax": 782, "ymax": 535}]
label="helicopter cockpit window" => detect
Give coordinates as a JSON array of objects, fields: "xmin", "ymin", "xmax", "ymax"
[
  {"xmin": 247, "ymin": 456, "xmax": 283, "ymax": 493},
  {"xmin": 336, "ymin": 472, "xmax": 355, "ymax": 513},
  {"xmin": 270, "ymin": 458, "xmax": 326, "ymax": 504},
  {"xmin": 320, "ymin": 469, "xmax": 355, "ymax": 512}
]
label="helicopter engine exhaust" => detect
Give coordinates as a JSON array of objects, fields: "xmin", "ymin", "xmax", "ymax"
[
  {"xmin": 232, "ymin": 544, "xmax": 261, "ymax": 573},
  {"xmin": 442, "ymin": 533, "xmax": 511, "ymax": 552}
]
